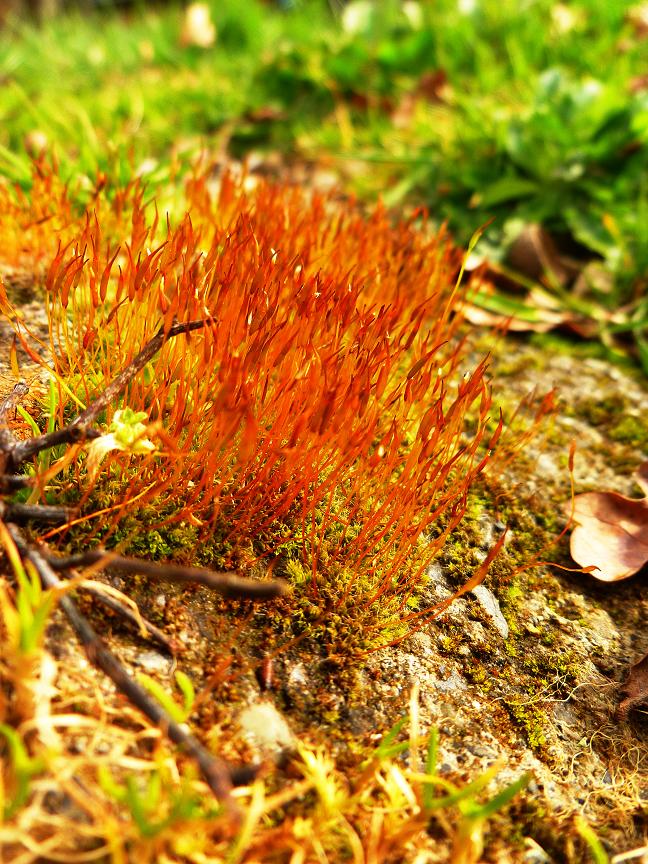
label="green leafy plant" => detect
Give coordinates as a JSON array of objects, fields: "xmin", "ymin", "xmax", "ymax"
[
  {"xmin": 136, "ymin": 671, "xmax": 196, "ymax": 725},
  {"xmin": 0, "ymin": 521, "xmax": 54, "ymax": 655},
  {"xmin": 15, "ymin": 376, "xmax": 62, "ymax": 500},
  {"xmin": 358, "ymin": 714, "xmax": 530, "ymax": 864},
  {"xmin": 575, "ymin": 816, "xmax": 610, "ymax": 864},
  {"xmin": 0, "ymin": 724, "xmax": 47, "ymax": 819},
  {"xmin": 98, "ymin": 764, "xmax": 217, "ymax": 839}
]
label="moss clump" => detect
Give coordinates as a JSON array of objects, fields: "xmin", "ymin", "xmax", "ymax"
[
  {"xmin": 270, "ymin": 555, "xmax": 415, "ymax": 657},
  {"xmin": 59, "ymin": 475, "xmax": 245, "ymax": 570},
  {"xmin": 569, "ymin": 392, "xmax": 648, "ymax": 452},
  {"xmin": 499, "ymin": 633, "xmax": 581, "ymax": 755},
  {"xmin": 573, "ymin": 394, "xmax": 627, "ymax": 427},
  {"xmin": 4, "ymin": 165, "xmax": 559, "ymax": 664},
  {"xmin": 608, "ymin": 414, "xmax": 648, "ymax": 450},
  {"xmin": 504, "ymin": 701, "xmax": 547, "ymax": 751}
]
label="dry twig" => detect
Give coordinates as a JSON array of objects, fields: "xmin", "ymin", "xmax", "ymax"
[
  {"xmin": 44, "ymin": 549, "xmax": 287, "ymax": 599},
  {"xmin": 3, "ymin": 320, "xmax": 211, "ymax": 471},
  {"xmin": 8, "ymin": 523, "xmax": 243, "ymax": 814}
]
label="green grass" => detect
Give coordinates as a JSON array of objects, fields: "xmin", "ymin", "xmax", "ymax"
[{"xmin": 0, "ymin": 0, "xmax": 335, "ymax": 186}]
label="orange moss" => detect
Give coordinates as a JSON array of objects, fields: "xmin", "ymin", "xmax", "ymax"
[
  {"xmin": 0, "ymin": 161, "xmax": 76, "ymax": 273},
  {"xmin": 1, "ymin": 164, "xmax": 549, "ymax": 627}
]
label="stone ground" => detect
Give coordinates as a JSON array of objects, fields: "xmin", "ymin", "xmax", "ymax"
[{"xmin": 1, "ymin": 254, "xmax": 648, "ymax": 862}]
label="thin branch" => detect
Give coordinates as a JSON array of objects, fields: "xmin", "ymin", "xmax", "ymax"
[
  {"xmin": 0, "ymin": 475, "xmax": 33, "ymax": 492},
  {"xmin": 8, "ymin": 523, "xmax": 251, "ymax": 814},
  {"xmin": 6, "ymin": 318, "xmax": 212, "ymax": 471},
  {"xmin": 70, "ymin": 318, "xmax": 212, "ymax": 431},
  {"xmin": 43, "ymin": 549, "xmax": 288, "ymax": 600},
  {"xmin": 1, "ymin": 502, "xmax": 74, "ymax": 524},
  {"xmin": 73, "ymin": 579, "xmax": 175, "ymax": 653},
  {"xmin": 0, "ymin": 382, "xmax": 30, "ymax": 418},
  {"xmin": 6, "ymin": 425, "xmax": 101, "ymax": 472},
  {"xmin": 0, "ymin": 382, "xmax": 29, "ymax": 458}
]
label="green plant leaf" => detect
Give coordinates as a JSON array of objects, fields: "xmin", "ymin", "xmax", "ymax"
[
  {"xmin": 422, "ymin": 726, "xmax": 439, "ymax": 811},
  {"xmin": 478, "ymin": 176, "xmax": 538, "ymax": 208},
  {"xmin": 464, "ymin": 771, "xmax": 530, "ymax": 821},
  {"xmin": 174, "ymin": 670, "xmax": 196, "ymax": 718},
  {"xmin": 136, "ymin": 673, "xmax": 187, "ymax": 724},
  {"xmin": 575, "ymin": 816, "xmax": 610, "ymax": 864},
  {"xmin": 0, "ymin": 724, "xmax": 47, "ymax": 818}
]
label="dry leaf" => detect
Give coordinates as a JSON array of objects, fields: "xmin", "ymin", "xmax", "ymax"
[
  {"xmin": 392, "ymin": 69, "xmax": 449, "ymax": 128},
  {"xmin": 630, "ymin": 73, "xmax": 648, "ymax": 93},
  {"xmin": 617, "ymin": 650, "xmax": 648, "ymax": 720},
  {"xmin": 569, "ymin": 462, "xmax": 648, "ymax": 582},
  {"xmin": 463, "ymin": 272, "xmax": 587, "ymax": 334},
  {"xmin": 243, "ymin": 106, "xmax": 286, "ymax": 123},
  {"xmin": 506, "ymin": 224, "xmax": 577, "ymax": 288},
  {"xmin": 462, "ymin": 302, "xmax": 566, "ymax": 332},
  {"xmin": 180, "ymin": 3, "xmax": 216, "ymax": 49}
]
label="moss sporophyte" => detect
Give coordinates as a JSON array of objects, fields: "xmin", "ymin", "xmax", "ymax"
[{"xmin": 0, "ymin": 163, "xmax": 552, "ymax": 638}]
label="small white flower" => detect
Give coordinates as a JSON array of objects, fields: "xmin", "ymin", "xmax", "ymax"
[{"xmin": 85, "ymin": 408, "xmax": 156, "ymax": 481}]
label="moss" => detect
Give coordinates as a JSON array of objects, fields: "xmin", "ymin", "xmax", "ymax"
[
  {"xmin": 504, "ymin": 701, "xmax": 547, "ymax": 751},
  {"xmin": 438, "ymin": 631, "xmax": 463, "ymax": 654},
  {"xmin": 609, "ymin": 414, "xmax": 648, "ymax": 450},
  {"xmin": 457, "ymin": 545, "xmax": 584, "ymax": 757},
  {"xmin": 47, "ymin": 308, "xmax": 595, "ymax": 671},
  {"xmin": 570, "ymin": 391, "xmax": 648, "ymax": 451},
  {"xmin": 573, "ymin": 394, "xmax": 627, "ymax": 427},
  {"xmin": 505, "ymin": 583, "xmax": 524, "ymax": 607},
  {"xmin": 490, "ymin": 351, "xmax": 543, "ymax": 378},
  {"xmin": 498, "ymin": 636, "xmax": 581, "ymax": 754},
  {"xmin": 118, "ymin": 526, "xmax": 193, "ymax": 560},
  {"xmin": 504, "ymin": 641, "xmax": 518, "ymax": 658},
  {"xmin": 283, "ymin": 558, "xmax": 311, "ymax": 588},
  {"xmin": 467, "ymin": 666, "xmax": 495, "ymax": 694}
]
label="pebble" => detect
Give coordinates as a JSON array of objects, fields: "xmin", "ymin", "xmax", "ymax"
[
  {"xmin": 238, "ymin": 701, "xmax": 295, "ymax": 761},
  {"xmin": 433, "ymin": 670, "xmax": 468, "ymax": 694},
  {"xmin": 471, "ymin": 584, "xmax": 509, "ymax": 639},
  {"xmin": 134, "ymin": 650, "xmax": 171, "ymax": 675}
]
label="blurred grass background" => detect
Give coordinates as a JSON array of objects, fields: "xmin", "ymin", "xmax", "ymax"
[{"xmin": 0, "ymin": 0, "xmax": 647, "ymax": 367}]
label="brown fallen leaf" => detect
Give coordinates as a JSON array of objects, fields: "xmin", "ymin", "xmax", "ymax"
[
  {"xmin": 392, "ymin": 69, "xmax": 450, "ymax": 128},
  {"xmin": 617, "ymin": 650, "xmax": 648, "ymax": 719},
  {"xmin": 462, "ymin": 303, "xmax": 564, "ymax": 332},
  {"xmin": 630, "ymin": 73, "xmax": 648, "ymax": 93},
  {"xmin": 463, "ymin": 270, "xmax": 597, "ymax": 335},
  {"xmin": 569, "ymin": 462, "xmax": 648, "ymax": 582},
  {"xmin": 506, "ymin": 223, "xmax": 580, "ymax": 288},
  {"xmin": 243, "ymin": 106, "xmax": 286, "ymax": 123}
]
